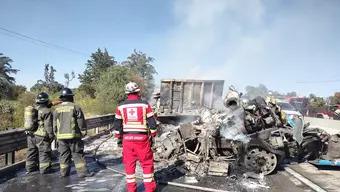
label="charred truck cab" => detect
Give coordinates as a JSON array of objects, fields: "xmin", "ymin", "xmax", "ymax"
[{"xmin": 153, "ymin": 79, "xmax": 329, "ymax": 177}]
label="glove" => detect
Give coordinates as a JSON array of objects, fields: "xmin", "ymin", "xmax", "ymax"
[{"xmin": 117, "ymin": 138, "xmax": 122, "ymax": 147}]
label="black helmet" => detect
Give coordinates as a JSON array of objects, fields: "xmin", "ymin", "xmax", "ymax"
[
  {"xmin": 36, "ymin": 92, "xmax": 49, "ymax": 104},
  {"xmin": 59, "ymin": 88, "xmax": 74, "ymax": 98}
]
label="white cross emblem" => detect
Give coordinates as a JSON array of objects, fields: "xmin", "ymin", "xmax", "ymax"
[{"xmin": 127, "ymin": 107, "xmax": 138, "ymax": 120}]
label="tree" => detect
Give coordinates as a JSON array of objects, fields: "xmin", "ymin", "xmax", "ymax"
[
  {"xmin": 79, "ymin": 48, "xmax": 117, "ymax": 97},
  {"xmin": 31, "ymin": 64, "xmax": 63, "ymax": 93},
  {"xmin": 0, "ymin": 100, "xmax": 15, "ymax": 130},
  {"xmin": 122, "ymin": 50, "xmax": 157, "ymax": 98},
  {"xmin": 331, "ymin": 92, "xmax": 340, "ymax": 105},
  {"xmin": 13, "ymin": 92, "xmax": 35, "ymax": 128},
  {"xmin": 64, "ymin": 71, "xmax": 75, "ymax": 87},
  {"xmin": 0, "ymin": 53, "xmax": 19, "ymax": 99},
  {"xmin": 8, "ymin": 85, "xmax": 26, "ymax": 100},
  {"xmin": 244, "ymin": 84, "xmax": 269, "ymax": 99},
  {"xmin": 286, "ymin": 91, "xmax": 297, "ymax": 97},
  {"xmin": 95, "ymin": 66, "xmax": 135, "ymax": 114},
  {"xmin": 309, "ymin": 94, "xmax": 326, "ymax": 108}
]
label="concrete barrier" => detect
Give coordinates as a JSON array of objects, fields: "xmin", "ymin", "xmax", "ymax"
[{"xmin": 304, "ymin": 117, "xmax": 340, "ymax": 135}]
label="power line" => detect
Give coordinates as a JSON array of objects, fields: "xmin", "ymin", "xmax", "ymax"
[
  {"xmin": 0, "ymin": 26, "xmax": 88, "ymax": 56},
  {"xmin": 0, "ymin": 29, "xmax": 51, "ymax": 48}
]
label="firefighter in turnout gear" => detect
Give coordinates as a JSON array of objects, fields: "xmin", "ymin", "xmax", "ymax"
[
  {"xmin": 25, "ymin": 92, "xmax": 54, "ymax": 174},
  {"xmin": 54, "ymin": 88, "xmax": 92, "ymax": 178},
  {"xmin": 114, "ymin": 82, "xmax": 158, "ymax": 192}
]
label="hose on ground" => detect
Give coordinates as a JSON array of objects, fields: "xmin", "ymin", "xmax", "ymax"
[{"xmin": 92, "ymin": 133, "xmax": 229, "ymax": 192}]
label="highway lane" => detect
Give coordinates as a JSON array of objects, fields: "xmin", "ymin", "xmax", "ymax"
[{"xmin": 0, "ymin": 135, "xmax": 324, "ymax": 192}]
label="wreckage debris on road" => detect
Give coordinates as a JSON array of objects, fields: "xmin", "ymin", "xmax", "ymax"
[{"xmin": 154, "ymin": 88, "xmax": 330, "ymax": 180}]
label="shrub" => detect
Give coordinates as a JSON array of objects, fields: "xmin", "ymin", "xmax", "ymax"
[
  {"xmin": 0, "ymin": 100, "xmax": 15, "ymax": 130},
  {"xmin": 13, "ymin": 92, "xmax": 35, "ymax": 128}
]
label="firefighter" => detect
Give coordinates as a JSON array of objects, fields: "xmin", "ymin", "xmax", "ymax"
[
  {"xmin": 114, "ymin": 82, "xmax": 157, "ymax": 192},
  {"xmin": 26, "ymin": 92, "xmax": 54, "ymax": 174},
  {"xmin": 54, "ymin": 88, "xmax": 92, "ymax": 178}
]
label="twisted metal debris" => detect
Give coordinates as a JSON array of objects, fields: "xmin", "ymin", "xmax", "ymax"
[{"xmin": 153, "ymin": 88, "xmax": 329, "ymax": 177}]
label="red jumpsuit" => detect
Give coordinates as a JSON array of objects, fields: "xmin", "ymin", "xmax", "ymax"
[{"xmin": 114, "ymin": 94, "xmax": 157, "ymax": 192}]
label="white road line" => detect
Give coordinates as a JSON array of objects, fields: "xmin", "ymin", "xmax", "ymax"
[
  {"xmin": 285, "ymin": 167, "xmax": 328, "ymax": 192},
  {"xmin": 282, "ymin": 171, "xmax": 304, "ymax": 186}
]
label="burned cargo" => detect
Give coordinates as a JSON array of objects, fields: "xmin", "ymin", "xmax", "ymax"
[{"xmin": 153, "ymin": 85, "xmax": 329, "ymax": 177}]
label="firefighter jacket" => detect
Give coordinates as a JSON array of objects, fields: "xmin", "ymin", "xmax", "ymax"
[
  {"xmin": 53, "ymin": 102, "xmax": 87, "ymax": 140},
  {"xmin": 34, "ymin": 105, "xmax": 54, "ymax": 139},
  {"xmin": 114, "ymin": 94, "xmax": 157, "ymax": 138}
]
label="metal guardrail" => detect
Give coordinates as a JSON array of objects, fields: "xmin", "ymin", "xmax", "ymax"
[{"xmin": 0, "ymin": 114, "xmax": 115, "ymax": 166}]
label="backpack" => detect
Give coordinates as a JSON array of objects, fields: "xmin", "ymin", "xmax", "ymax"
[{"xmin": 24, "ymin": 105, "xmax": 39, "ymax": 132}]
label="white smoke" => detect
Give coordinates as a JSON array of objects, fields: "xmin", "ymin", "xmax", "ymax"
[
  {"xmin": 157, "ymin": 0, "xmax": 340, "ymax": 96},
  {"xmin": 217, "ymin": 107, "xmax": 250, "ymax": 143}
]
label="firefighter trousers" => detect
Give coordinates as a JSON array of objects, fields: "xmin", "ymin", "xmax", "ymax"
[
  {"xmin": 122, "ymin": 134, "xmax": 156, "ymax": 192},
  {"xmin": 58, "ymin": 138, "xmax": 87, "ymax": 177},
  {"xmin": 26, "ymin": 135, "xmax": 52, "ymax": 173}
]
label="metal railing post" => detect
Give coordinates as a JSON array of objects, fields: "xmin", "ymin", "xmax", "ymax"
[{"xmin": 5, "ymin": 151, "xmax": 15, "ymax": 165}]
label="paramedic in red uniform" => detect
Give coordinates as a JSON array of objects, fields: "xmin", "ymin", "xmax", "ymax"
[{"xmin": 114, "ymin": 82, "xmax": 157, "ymax": 192}]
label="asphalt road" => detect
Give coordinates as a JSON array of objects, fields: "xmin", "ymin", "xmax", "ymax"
[
  {"xmin": 0, "ymin": 161, "xmax": 310, "ymax": 192},
  {"xmin": 0, "ymin": 134, "xmax": 338, "ymax": 192}
]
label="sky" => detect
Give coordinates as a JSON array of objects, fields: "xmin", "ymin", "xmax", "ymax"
[{"xmin": 1, "ymin": 0, "xmax": 340, "ymax": 97}]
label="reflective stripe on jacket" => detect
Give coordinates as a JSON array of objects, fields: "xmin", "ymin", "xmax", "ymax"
[
  {"xmin": 114, "ymin": 95, "xmax": 157, "ymax": 136},
  {"xmin": 54, "ymin": 102, "xmax": 86, "ymax": 139},
  {"xmin": 34, "ymin": 106, "xmax": 53, "ymax": 138},
  {"xmin": 116, "ymin": 103, "xmax": 153, "ymax": 133}
]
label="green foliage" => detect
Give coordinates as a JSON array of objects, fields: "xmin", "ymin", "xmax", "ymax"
[
  {"xmin": 0, "ymin": 92, "xmax": 35, "ymax": 130},
  {"xmin": 122, "ymin": 50, "xmax": 157, "ymax": 98},
  {"xmin": 94, "ymin": 66, "xmax": 132, "ymax": 114},
  {"xmin": 31, "ymin": 64, "xmax": 63, "ymax": 94},
  {"xmin": 309, "ymin": 94, "xmax": 326, "ymax": 108},
  {"xmin": 79, "ymin": 48, "xmax": 117, "ymax": 97},
  {"xmin": 75, "ymin": 89, "xmax": 100, "ymax": 117},
  {"xmin": 13, "ymin": 92, "xmax": 36, "ymax": 128},
  {"xmin": 8, "ymin": 85, "xmax": 27, "ymax": 100},
  {"xmin": 0, "ymin": 53, "xmax": 19, "ymax": 99},
  {"xmin": 331, "ymin": 92, "xmax": 340, "ymax": 105},
  {"xmin": 0, "ymin": 100, "xmax": 15, "ymax": 130}
]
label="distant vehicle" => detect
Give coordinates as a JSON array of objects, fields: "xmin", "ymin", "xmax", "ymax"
[
  {"xmin": 286, "ymin": 97, "xmax": 309, "ymax": 116},
  {"xmin": 316, "ymin": 113, "xmax": 330, "ymax": 119},
  {"xmin": 277, "ymin": 101, "xmax": 303, "ymax": 119},
  {"xmin": 313, "ymin": 105, "xmax": 340, "ymax": 119}
]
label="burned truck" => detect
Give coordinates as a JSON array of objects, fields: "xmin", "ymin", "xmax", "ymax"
[{"xmin": 153, "ymin": 80, "xmax": 329, "ymax": 177}]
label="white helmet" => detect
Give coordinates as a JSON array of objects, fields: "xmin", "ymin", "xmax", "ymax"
[{"xmin": 125, "ymin": 82, "xmax": 140, "ymax": 94}]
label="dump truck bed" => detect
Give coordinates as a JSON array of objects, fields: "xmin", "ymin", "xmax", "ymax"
[{"xmin": 158, "ymin": 79, "xmax": 224, "ymax": 116}]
